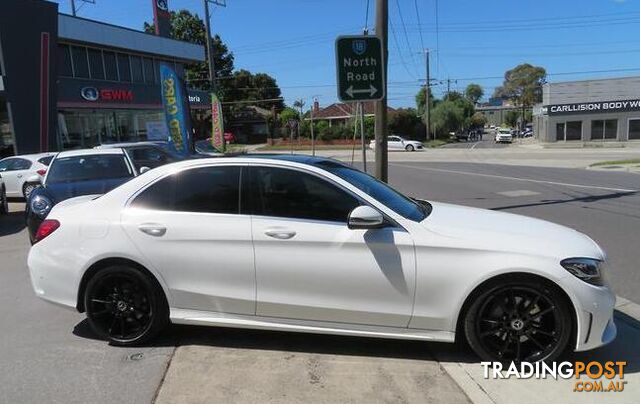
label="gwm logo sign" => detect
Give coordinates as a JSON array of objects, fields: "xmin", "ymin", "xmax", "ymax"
[{"xmin": 80, "ymin": 87, "xmax": 134, "ymax": 102}]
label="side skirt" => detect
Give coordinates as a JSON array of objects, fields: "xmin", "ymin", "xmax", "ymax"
[{"xmin": 170, "ymin": 308, "xmax": 455, "ymax": 343}]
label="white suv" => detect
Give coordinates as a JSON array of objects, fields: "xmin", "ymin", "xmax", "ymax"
[{"xmin": 494, "ymin": 128, "xmax": 513, "ymax": 143}]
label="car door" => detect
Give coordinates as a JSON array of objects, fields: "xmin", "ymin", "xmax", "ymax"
[
  {"xmin": 247, "ymin": 164, "xmax": 416, "ymax": 328},
  {"xmin": 0, "ymin": 158, "xmax": 32, "ymax": 197},
  {"xmin": 387, "ymin": 136, "xmax": 403, "ymax": 150},
  {"xmin": 121, "ymin": 164, "xmax": 256, "ymax": 315}
]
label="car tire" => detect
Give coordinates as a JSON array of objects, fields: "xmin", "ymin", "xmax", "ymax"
[
  {"xmin": 84, "ymin": 265, "xmax": 169, "ymax": 346},
  {"xmin": 463, "ymin": 276, "xmax": 573, "ymax": 363},
  {"xmin": 22, "ymin": 182, "xmax": 38, "ymax": 199},
  {"xmin": 405, "ymin": 144, "xmax": 415, "ymax": 152},
  {"xmin": 0, "ymin": 186, "xmax": 8, "ymax": 215}
]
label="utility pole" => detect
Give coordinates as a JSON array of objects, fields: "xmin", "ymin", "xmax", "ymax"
[
  {"xmin": 71, "ymin": 0, "xmax": 77, "ymax": 16},
  {"xmin": 424, "ymin": 49, "xmax": 430, "ymax": 141},
  {"xmin": 374, "ymin": 0, "xmax": 388, "ymax": 182},
  {"xmin": 203, "ymin": 1, "xmax": 226, "ymax": 92}
]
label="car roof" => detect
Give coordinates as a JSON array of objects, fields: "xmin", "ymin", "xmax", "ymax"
[
  {"xmin": 0, "ymin": 152, "xmax": 55, "ymax": 162},
  {"xmin": 95, "ymin": 141, "xmax": 167, "ymax": 149},
  {"xmin": 56, "ymin": 148, "xmax": 126, "ymax": 158}
]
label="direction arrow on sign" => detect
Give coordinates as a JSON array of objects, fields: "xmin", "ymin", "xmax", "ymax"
[
  {"xmin": 335, "ymin": 35, "xmax": 385, "ymax": 102},
  {"xmin": 345, "ymin": 84, "xmax": 378, "ymax": 98}
]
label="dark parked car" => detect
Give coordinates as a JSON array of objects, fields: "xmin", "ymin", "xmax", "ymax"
[{"xmin": 26, "ymin": 148, "xmax": 137, "ymax": 243}]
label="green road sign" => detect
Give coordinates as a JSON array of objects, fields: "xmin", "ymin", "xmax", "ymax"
[{"xmin": 335, "ymin": 35, "xmax": 385, "ymax": 102}]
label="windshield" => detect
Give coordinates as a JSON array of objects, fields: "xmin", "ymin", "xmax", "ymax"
[
  {"xmin": 46, "ymin": 154, "xmax": 134, "ymax": 185},
  {"xmin": 195, "ymin": 139, "xmax": 221, "ymax": 154},
  {"xmin": 316, "ymin": 161, "xmax": 428, "ymax": 222}
]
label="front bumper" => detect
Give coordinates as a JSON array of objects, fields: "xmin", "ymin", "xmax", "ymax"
[{"xmin": 558, "ymin": 276, "xmax": 617, "ymax": 351}]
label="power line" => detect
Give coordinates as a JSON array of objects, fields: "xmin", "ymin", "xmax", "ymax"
[
  {"xmin": 413, "ymin": 0, "xmax": 425, "ymax": 51},
  {"xmin": 394, "ymin": 0, "xmax": 420, "ymax": 74},
  {"xmin": 388, "ymin": 17, "xmax": 417, "ymax": 79}
]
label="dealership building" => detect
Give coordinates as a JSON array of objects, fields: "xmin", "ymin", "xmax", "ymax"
[
  {"xmin": 0, "ymin": 0, "xmax": 208, "ymax": 157},
  {"xmin": 533, "ymin": 76, "xmax": 640, "ymax": 143}
]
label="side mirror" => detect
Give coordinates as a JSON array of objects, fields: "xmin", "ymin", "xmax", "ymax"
[
  {"xmin": 348, "ymin": 206, "xmax": 384, "ymax": 230},
  {"xmin": 139, "ymin": 166, "xmax": 151, "ymax": 174}
]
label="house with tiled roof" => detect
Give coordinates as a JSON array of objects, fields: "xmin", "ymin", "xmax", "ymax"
[{"xmin": 310, "ymin": 101, "xmax": 395, "ymax": 126}]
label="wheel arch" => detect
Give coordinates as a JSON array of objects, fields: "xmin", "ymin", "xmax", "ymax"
[
  {"xmin": 453, "ymin": 272, "xmax": 578, "ymax": 347},
  {"xmin": 77, "ymin": 257, "xmax": 168, "ymax": 312}
]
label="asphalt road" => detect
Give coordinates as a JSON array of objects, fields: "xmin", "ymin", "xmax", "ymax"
[
  {"xmin": 384, "ymin": 161, "xmax": 640, "ymax": 303},
  {"xmin": 0, "ymin": 206, "xmax": 174, "ymax": 404},
  {"xmin": 441, "ymin": 133, "xmax": 512, "ymax": 149}
]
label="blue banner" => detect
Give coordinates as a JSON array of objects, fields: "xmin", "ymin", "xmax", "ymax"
[{"xmin": 159, "ymin": 63, "xmax": 191, "ymax": 156}]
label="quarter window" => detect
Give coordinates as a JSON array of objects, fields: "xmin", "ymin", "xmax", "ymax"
[
  {"xmin": 249, "ymin": 166, "xmax": 360, "ymax": 222},
  {"xmin": 131, "ymin": 166, "xmax": 241, "ymax": 214}
]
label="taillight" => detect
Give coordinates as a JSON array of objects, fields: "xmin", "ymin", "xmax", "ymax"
[
  {"xmin": 36, "ymin": 169, "xmax": 47, "ymax": 176},
  {"xmin": 34, "ymin": 219, "xmax": 60, "ymax": 243}
]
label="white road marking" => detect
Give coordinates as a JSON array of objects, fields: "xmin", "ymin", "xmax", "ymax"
[
  {"xmin": 470, "ymin": 142, "xmax": 480, "ymax": 150},
  {"xmin": 392, "ymin": 164, "xmax": 639, "ymax": 193},
  {"xmin": 497, "ymin": 190, "xmax": 541, "ymax": 197}
]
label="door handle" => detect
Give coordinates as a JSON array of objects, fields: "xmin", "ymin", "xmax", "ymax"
[
  {"xmin": 264, "ymin": 229, "xmax": 296, "ymax": 240},
  {"xmin": 139, "ymin": 224, "xmax": 166, "ymax": 237},
  {"xmin": 16, "ymin": 174, "xmax": 22, "ymax": 178}
]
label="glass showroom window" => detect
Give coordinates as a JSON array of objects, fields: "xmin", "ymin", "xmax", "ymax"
[
  {"xmin": 591, "ymin": 119, "xmax": 617, "ymax": 140},
  {"xmin": 556, "ymin": 121, "xmax": 582, "ymax": 141},
  {"xmin": 629, "ymin": 119, "xmax": 640, "ymax": 140}
]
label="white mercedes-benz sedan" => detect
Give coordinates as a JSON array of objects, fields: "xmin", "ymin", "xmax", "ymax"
[{"xmin": 28, "ymin": 155, "xmax": 616, "ymax": 362}]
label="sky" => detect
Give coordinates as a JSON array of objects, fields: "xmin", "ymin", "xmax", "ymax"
[{"xmin": 49, "ymin": 0, "xmax": 640, "ymax": 109}]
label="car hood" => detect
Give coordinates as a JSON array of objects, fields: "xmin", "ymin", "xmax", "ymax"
[
  {"xmin": 421, "ymin": 201, "xmax": 604, "ymax": 260},
  {"xmin": 42, "ymin": 177, "xmax": 132, "ymax": 204}
]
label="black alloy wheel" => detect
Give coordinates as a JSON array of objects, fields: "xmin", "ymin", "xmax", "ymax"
[
  {"xmin": 405, "ymin": 144, "xmax": 415, "ymax": 152},
  {"xmin": 0, "ymin": 186, "xmax": 8, "ymax": 215},
  {"xmin": 23, "ymin": 182, "xmax": 38, "ymax": 199},
  {"xmin": 84, "ymin": 266, "xmax": 168, "ymax": 345},
  {"xmin": 464, "ymin": 279, "xmax": 573, "ymax": 363}
]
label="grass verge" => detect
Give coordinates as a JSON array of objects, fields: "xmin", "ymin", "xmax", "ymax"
[{"xmin": 590, "ymin": 158, "xmax": 640, "ymax": 167}]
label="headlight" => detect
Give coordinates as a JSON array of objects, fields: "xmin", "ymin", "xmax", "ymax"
[
  {"xmin": 560, "ymin": 258, "xmax": 605, "ymax": 286},
  {"xmin": 30, "ymin": 195, "xmax": 52, "ymax": 218}
]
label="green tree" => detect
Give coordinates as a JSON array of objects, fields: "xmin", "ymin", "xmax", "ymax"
[
  {"xmin": 504, "ymin": 110, "xmax": 520, "ymax": 128},
  {"xmin": 415, "ymin": 87, "xmax": 435, "ymax": 116},
  {"xmin": 493, "ymin": 63, "xmax": 546, "ymax": 129},
  {"xmin": 464, "ymin": 83, "xmax": 484, "ymax": 104},
  {"xmin": 430, "ymin": 101, "xmax": 464, "ymax": 138},
  {"xmin": 144, "ymin": 10, "xmax": 234, "ymax": 97},
  {"xmin": 470, "ymin": 112, "xmax": 487, "ymax": 128},
  {"xmin": 279, "ymin": 107, "xmax": 299, "ymax": 126},
  {"xmin": 389, "ymin": 108, "xmax": 421, "ymax": 138},
  {"xmin": 225, "ymin": 69, "xmax": 284, "ymax": 112}
]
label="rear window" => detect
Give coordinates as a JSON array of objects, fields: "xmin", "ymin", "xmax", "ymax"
[
  {"xmin": 46, "ymin": 154, "xmax": 133, "ymax": 184},
  {"xmin": 38, "ymin": 156, "xmax": 54, "ymax": 166}
]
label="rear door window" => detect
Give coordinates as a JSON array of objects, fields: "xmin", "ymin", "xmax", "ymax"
[{"xmin": 131, "ymin": 165, "xmax": 241, "ymax": 214}]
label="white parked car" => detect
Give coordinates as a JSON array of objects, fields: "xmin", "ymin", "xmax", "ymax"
[
  {"xmin": 28, "ymin": 156, "xmax": 615, "ymax": 362},
  {"xmin": 495, "ymin": 128, "xmax": 513, "ymax": 143},
  {"xmin": 370, "ymin": 135, "xmax": 424, "ymax": 152},
  {"xmin": 0, "ymin": 153, "xmax": 56, "ymax": 198}
]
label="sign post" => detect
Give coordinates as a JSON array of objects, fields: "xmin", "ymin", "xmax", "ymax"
[{"xmin": 335, "ymin": 36, "xmax": 385, "ymax": 102}]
